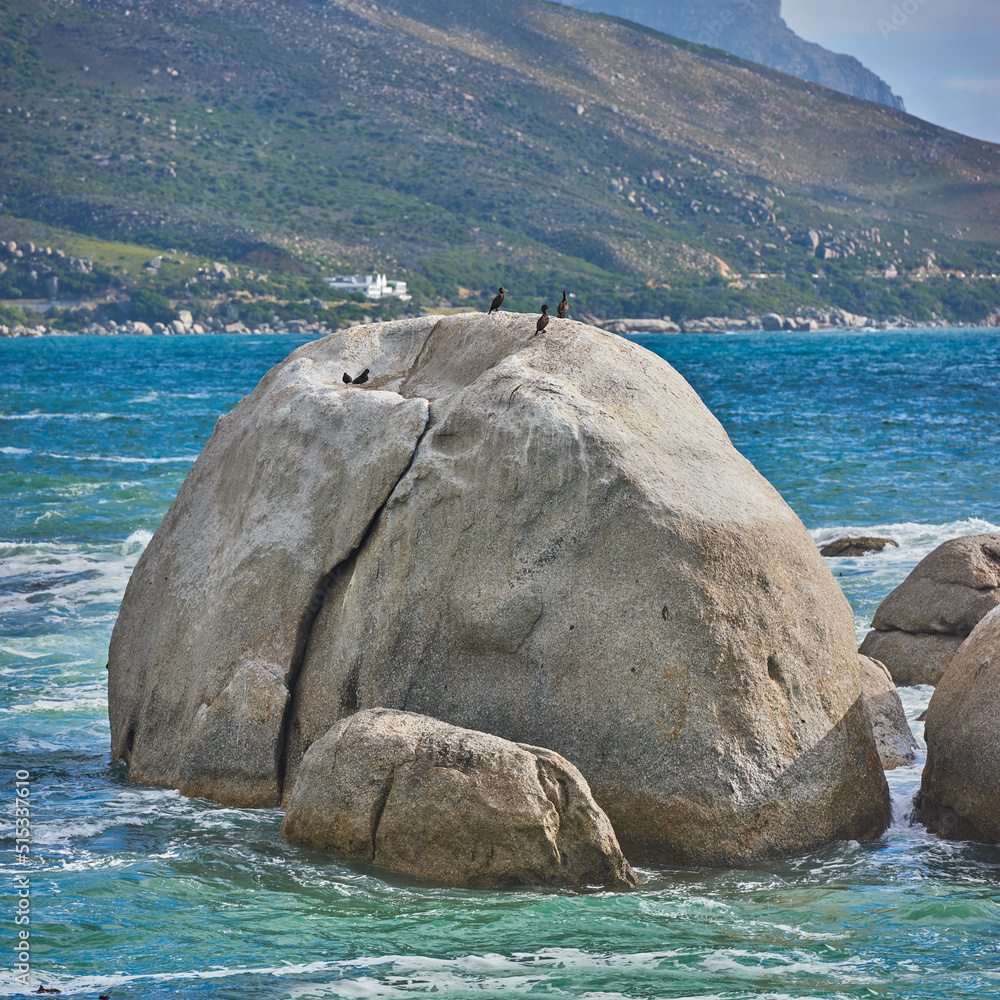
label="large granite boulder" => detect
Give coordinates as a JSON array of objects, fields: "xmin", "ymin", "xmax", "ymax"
[
  {"xmin": 859, "ymin": 535, "xmax": 1000, "ymax": 686},
  {"xmin": 856, "ymin": 655, "xmax": 918, "ymax": 771},
  {"xmin": 915, "ymin": 607, "xmax": 1000, "ymax": 841},
  {"xmin": 108, "ymin": 312, "xmax": 889, "ymax": 865},
  {"xmin": 281, "ymin": 708, "xmax": 638, "ymax": 888}
]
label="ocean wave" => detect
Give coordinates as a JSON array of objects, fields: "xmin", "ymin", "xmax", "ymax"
[
  {"xmin": 0, "ymin": 445, "xmax": 31, "ymax": 456},
  {"xmin": 0, "ymin": 960, "xmax": 344, "ymax": 998},
  {"xmin": 0, "ymin": 410, "xmax": 117, "ymax": 421},
  {"xmin": 121, "ymin": 529, "xmax": 153, "ymax": 555},
  {"xmin": 129, "ymin": 390, "xmax": 212, "ymax": 403},
  {"xmin": 813, "ymin": 519, "xmax": 1000, "ymax": 641},
  {"xmin": 10, "ymin": 696, "xmax": 108, "ymax": 714},
  {"xmin": 21, "ymin": 786, "xmax": 282, "ymax": 851},
  {"xmin": 0, "ymin": 532, "xmax": 152, "ymax": 614},
  {"xmin": 0, "ymin": 643, "xmax": 48, "ymax": 659},
  {"xmin": 42, "ymin": 452, "xmax": 200, "ymax": 465},
  {"xmin": 812, "ymin": 517, "xmax": 1000, "ymax": 559}
]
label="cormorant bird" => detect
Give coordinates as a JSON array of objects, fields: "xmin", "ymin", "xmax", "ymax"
[
  {"xmin": 351, "ymin": 368, "xmax": 370, "ymax": 385},
  {"xmin": 557, "ymin": 291, "xmax": 569, "ymax": 318},
  {"xmin": 535, "ymin": 304, "xmax": 549, "ymax": 336},
  {"xmin": 488, "ymin": 286, "xmax": 507, "ymax": 313}
]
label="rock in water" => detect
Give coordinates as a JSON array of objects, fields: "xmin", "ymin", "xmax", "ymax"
[
  {"xmin": 915, "ymin": 607, "xmax": 1000, "ymax": 842},
  {"xmin": 858, "ymin": 534, "xmax": 1000, "ymax": 686},
  {"xmin": 856, "ymin": 655, "xmax": 918, "ymax": 770},
  {"xmin": 819, "ymin": 536, "xmax": 898, "ymax": 558},
  {"xmin": 108, "ymin": 313, "xmax": 889, "ymax": 864},
  {"xmin": 281, "ymin": 708, "xmax": 638, "ymax": 888}
]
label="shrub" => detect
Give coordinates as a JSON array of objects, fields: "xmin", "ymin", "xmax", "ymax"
[{"xmin": 129, "ymin": 288, "xmax": 174, "ymax": 324}]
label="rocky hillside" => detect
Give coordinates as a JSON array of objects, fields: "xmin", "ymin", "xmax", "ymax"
[
  {"xmin": 564, "ymin": 0, "xmax": 905, "ymax": 109},
  {"xmin": 1, "ymin": 0, "xmax": 998, "ymax": 316}
]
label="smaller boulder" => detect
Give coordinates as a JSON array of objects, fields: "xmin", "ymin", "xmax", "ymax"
[
  {"xmin": 915, "ymin": 607, "xmax": 1000, "ymax": 842},
  {"xmin": 819, "ymin": 536, "xmax": 898, "ymax": 558},
  {"xmin": 761, "ymin": 312, "xmax": 784, "ymax": 331},
  {"xmin": 281, "ymin": 709, "xmax": 638, "ymax": 889},
  {"xmin": 857, "ymin": 655, "xmax": 918, "ymax": 770},
  {"xmin": 859, "ymin": 534, "xmax": 1000, "ymax": 686}
]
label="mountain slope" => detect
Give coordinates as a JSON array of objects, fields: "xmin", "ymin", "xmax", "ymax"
[
  {"xmin": 561, "ymin": 0, "xmax": 905, "ymax": 110},
  {"xmin": 1, "ymin": 0, "xmax": 998, "ymax": 314}
]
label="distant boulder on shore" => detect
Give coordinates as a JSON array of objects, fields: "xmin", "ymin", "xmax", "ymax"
[
  {"xmin": 859, "ymin": 535, "xmax": 1000, "ymax": 686},
  {"xmin": 281, "ymin": 708, "xmax": 638, "ymax": 889},
  {"xmin": 107, "ymin": 312, "xmax": 889, "ymax": 866}
]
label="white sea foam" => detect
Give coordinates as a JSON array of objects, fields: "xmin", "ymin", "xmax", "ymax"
[
  {"xmin": 128, "ymin": 389, "xmax": 212, "ymax": 402},
  {"xmin": 121, "ymin": 528, "xmax": 153, "ymax": 554},
  {"xmin": 812, "ymin": 517, "xmax": 1000, "ymax": 561},
  {"xmin": 30, "ymin": 818, "xmax": 109, "ymax": 845},
  {"xmin": 33, "ymin": 510, "xmax": 67, "ymax": 523},
  {"xmin": 1, "ymin": 959, "xmax": 344, "ymax": 995},
  {"xmin": 813, "ymin": 518, "xmax": 1000, "ymax": 641},
  {"xmin": 0, "ymin": 644, "xmax": 47, "ymax": 659},
  {"xmin": 55, "ymin": 482, "xmax": 101, "ymax": 498},
  {"xmin": 0, "ymin": 409, "xmax": 116, "ymax": 421},
  {"xmin": 12, "ymin": 695, "xmax": 107, "ymax": 714},
  {"xmin": 699, "ymin": 948, "xmax": 870, "ymax": 981},
  {"xmin": 884, "ymin": 684, "xmax": 933, "ymax": 835},
  {"xmin": 0, "ymin": 530, "xmax": 153, "ymax": 617},
  {"xmin": 0, "ymin": 445, "xmax": 31, "ymax": 456},
  {"xmin": 42, "ymin": 451, "xmax": 200, "ymax": 464},
  {"xmin": 22, "ymin": 786, "xmax": 281, "ymax": 850}
]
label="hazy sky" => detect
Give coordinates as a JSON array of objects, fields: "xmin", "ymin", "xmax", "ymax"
[{"xmin": 782, "ymin": 0, "xmax": 1000, "ymax": 145}]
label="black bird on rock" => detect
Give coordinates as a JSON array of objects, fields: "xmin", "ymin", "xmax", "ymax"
[
  {"xmin": 488, "ymin": 286, "xmax": 507, "ymax": 314},
  {"xmin": 535, "ymin": 304, "xmax": 549, "ymax": 336},
  {"xmin": 351, "ymin": 368, "xmax": 370, "ymax": 385},
  {"xmin": 557, "ymin": 291, "xmax": 569, "ymax": 318},
  {"xmin": 342, "ymin": 372, "xmax": 352, "ymax": 384}
]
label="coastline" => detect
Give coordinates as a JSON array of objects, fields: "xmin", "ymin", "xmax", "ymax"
[{"xmin": 3, "ymin": 308, "xmax": 999, "ymax": 339}]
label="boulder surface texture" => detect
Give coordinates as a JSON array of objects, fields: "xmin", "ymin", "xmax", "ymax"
[
  {"xmin": 856, "ymin": 655, "xmax": 918, "ymax": 770},
  {"xmin": 859, "ymin": 534, "xmax": 1000, "ymax": 686},
  {"xmin": 281, "ymin": 708, "xmax": 638, "ymax": 888},
  {"xmin": 108, "ymin": 312, "xmax": 889, "ymax": 865},
  {"xmin": 915, "ymin": 607, "xmax": 1000, "ymax": 841}
]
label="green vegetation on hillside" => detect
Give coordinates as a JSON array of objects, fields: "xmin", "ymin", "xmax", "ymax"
[{"xmin": 1, "ymin": 0, "xmax": 998, "ymax": 322}]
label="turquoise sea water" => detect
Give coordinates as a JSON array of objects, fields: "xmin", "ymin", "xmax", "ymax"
[{"xmin": 2, "ymin": 328, "xmax": 999, "ymax": 999}]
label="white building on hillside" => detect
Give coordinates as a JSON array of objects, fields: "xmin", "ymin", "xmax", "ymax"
[{"xmin": 323, "ymin": 273, "xmax": 410, "ymax": 300}]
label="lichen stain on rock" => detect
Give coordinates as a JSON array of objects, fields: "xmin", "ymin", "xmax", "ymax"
[{"xmin": 655, "ymin": 661, "xmax": 691, "ymax": 741}]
